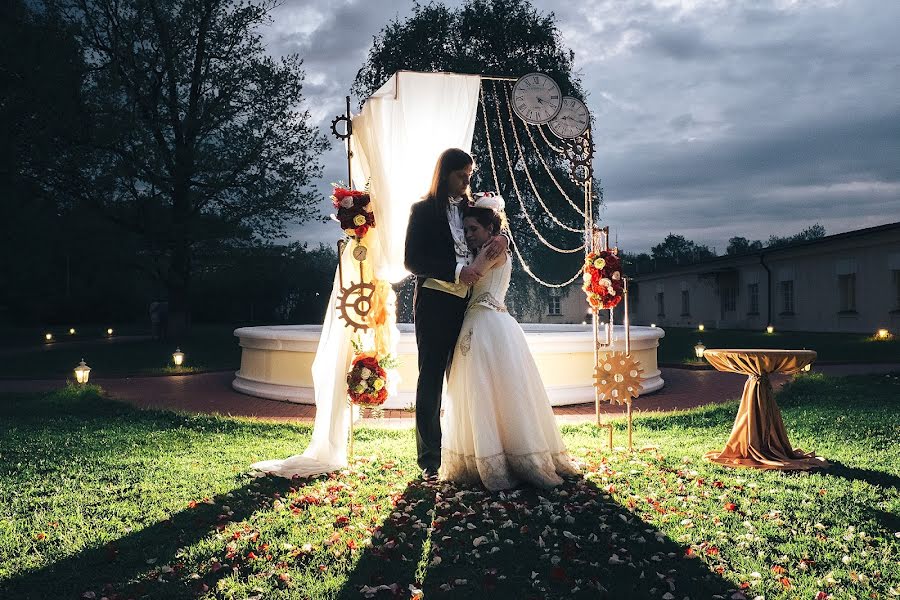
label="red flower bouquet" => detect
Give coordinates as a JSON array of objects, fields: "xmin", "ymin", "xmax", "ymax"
[
  {"xmin": 346, "ymin": 353, "xmax": 388, "ymax": 407},
  {"xmin": 332, "ymin": 187, "xmax": 375, "ymax": 239},
  {"xmin": 582, "ymin": 250, "xmax": 624, "ymax": 310}
]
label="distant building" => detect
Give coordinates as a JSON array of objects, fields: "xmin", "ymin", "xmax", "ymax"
[{"xmin": 618, "ymin": 222, "xmax": 900, "ymax": 333}]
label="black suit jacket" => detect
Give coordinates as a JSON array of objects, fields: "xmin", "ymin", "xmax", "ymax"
[{"xmin": 404, "ymin": 196, "xmax": 459, "ymax": 299}]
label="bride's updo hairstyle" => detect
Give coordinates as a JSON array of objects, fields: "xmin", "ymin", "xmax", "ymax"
[{"xmin": 463, "ymin": 205, "xmax": 502, "ymax": 236}]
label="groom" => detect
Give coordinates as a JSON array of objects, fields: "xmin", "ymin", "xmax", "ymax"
[{"xmin": 404, "ymin": 148, "xmax": 507, "ymax": 478}]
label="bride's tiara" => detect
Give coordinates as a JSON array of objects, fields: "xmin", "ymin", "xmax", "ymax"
[{"xmin": 470, "ymin": 191, "xmax": 505, "ymax": 214}]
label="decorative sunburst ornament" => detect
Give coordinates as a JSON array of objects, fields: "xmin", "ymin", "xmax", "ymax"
[{"xmin": 594, "ymin": 352, "xmax": 643, "ymax": 405}]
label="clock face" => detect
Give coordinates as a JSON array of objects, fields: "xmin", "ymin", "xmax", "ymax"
[
  {"xmin": 512, "ymin": 72, "xmax": 562, "ymax": 124},
  {"xmin": 548, "ymin": 96, "xmax": 590, "ymax": 139}
]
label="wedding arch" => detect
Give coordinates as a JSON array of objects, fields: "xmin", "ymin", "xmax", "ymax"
[{"xmin": 246, "ymin": 71, "xmax": 656, "ymax": 478}]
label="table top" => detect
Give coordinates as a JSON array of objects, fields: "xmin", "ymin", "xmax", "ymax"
[{"xmin": 703, "ymin": 348, "xmax": 817, "ymax": 376}]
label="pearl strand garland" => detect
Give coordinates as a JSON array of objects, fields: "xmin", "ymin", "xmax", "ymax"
[
  {"xmin": 490, "ymin": 80, "xmax": 584, "ymax": 254},
  {"xmin": 501, "ymin": 82, "xmax": 584, "ymax": 232},
  {"xmin": 479, "ymin": 84, "xmax": 584, "ymax": 289}
]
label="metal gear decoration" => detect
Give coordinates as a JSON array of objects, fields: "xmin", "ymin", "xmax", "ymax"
[
  {"xmin": 330, "ymin": 114, "xmax": 352, "ymax": 140},
  {"xmin": 560, "ymin": 133, "xmax": 595, "ymax": 184},
  {"xmin": 336, "ymin": 282, "xmax": 375, "ymax": 331},
  {"xmin": 594, "ymin": 352, "xmax": 644, "ymax": 405}
]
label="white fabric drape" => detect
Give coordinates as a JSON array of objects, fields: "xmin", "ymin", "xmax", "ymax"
[{"xmin": 251, "ymin": 71, "xmax": 481, "ymax": 479}]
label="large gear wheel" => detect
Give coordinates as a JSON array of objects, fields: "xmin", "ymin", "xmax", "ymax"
[
  {"xmin": 336, "ymin": 282, "xmax": 375, "ymax": 331},
  {"xmin": 594, "ymin": 352, "xmax": 644, "ymax": 405},
  {"xmin": 330, "ymin": 114, "xmax": 352, "ymax": 140}
]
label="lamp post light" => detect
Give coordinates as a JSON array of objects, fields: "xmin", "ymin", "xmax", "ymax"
[
  {"xmin": 698, "ymin": 323, "xmax": 705, "ymax": 332},
  {"xmin": 172, "ymin": 347, "xmax": 185, "ymax": 367},
  {"xmin": 650, "ymin": 323, "xmax": 656, "ymax": 328},
  {"xmin": 876, "ymin": 328, "xmax": 891, "ymax": 340},
  {"xmin": 694, "ymin": 341, "xmax": 706, "ymax": 359},
  {"xmin": 74, "ymin": 359, "xmax": 91, "ymax": 384},
  {"xmin": 107, "ymin": 328, "xmax": 114, "ymax": 336},
  {"xmin": 44, "ymin": 333, "xmax": 53, "ymax": 342},
  {"xmin": 69, "ymin": 328, "xmax": 76, "ymax": 335},
  {"xmin": 766, "ymin": 325, "xmax": 774, "ymax": 334}
]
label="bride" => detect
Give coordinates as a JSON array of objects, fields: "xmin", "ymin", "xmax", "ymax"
[{"xmin": 439, "ymin": 194, "xmax": 579, "ymax": 491}]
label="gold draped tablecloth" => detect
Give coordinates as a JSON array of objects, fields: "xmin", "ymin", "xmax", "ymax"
[{"xmin": 703, "ymin": 349, "xmax": 828, "ymax": 470}]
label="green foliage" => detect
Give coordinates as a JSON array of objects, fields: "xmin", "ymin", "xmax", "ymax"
[
  {"xmin": 34, "ymin": 0, "xmax": 330, "ymax": 330},
  {"xmin": 354, "ymin": 0, "xmax": 599, "ymax": 317},
  {"xmin": 651, "ymin": 233, "xmax": 717, "ymax": 267},
  {"xmin": 767, "ymin": 223, "xmax": 826, "ymax": 249},
  {"xmin": 1, "ymin": 374, "xmax": 898, "ymax": 598}
]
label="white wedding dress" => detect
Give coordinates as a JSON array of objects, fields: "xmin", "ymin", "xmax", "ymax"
[{"xmin": 439, "ymin": 257, "xmax": 579, "ymax": 491}]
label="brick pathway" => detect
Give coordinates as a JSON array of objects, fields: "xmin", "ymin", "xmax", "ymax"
[{"xmin": 2, "ymin": 363, "xmax": 895, "ymax": 425}]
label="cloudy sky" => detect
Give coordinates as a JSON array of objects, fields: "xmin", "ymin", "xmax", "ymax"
[{"xmin": 262, "ymin": 0, "xmax": 900, "ymax": 254}]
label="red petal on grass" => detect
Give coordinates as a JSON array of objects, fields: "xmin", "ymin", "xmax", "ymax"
[
  {"xmin": 780, "ymin": 577, "xmax": 791, "ymax": 589},
  {"xmin": 724, "ymin": 503, "xmax": 738, "ymax": 512}
]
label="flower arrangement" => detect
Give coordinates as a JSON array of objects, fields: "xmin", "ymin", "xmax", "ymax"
[
  {"xmin": 331, "ymin": 186, "xmax": 375, "ymax": 240},
  {"xmin": 582, "ymin": 250, "xmax": 624, "ymax": 310},
  {"xmin": 346, "ymin": 352, "xmax": 389, "ymax": 408}
]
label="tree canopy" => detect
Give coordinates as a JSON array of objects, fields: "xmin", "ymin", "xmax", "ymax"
[
  {"xmin": 354, "ymin": 0, "xmax": 598, "ymax": 318},
  {"xmin": 42, "ymin": 0, "xmax": 329, "ymax": 332}
]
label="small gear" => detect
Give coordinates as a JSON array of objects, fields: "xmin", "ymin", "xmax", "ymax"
[
  {"xmin": 330, "ymin": 114, "xmax": 352, "ymax": 140},
  {"xmin": 336, "ymin": 282, "xmax": 375, "ymax": 331},
  {"xmin": 594, "ymin": 352, "xmax": 644, "ymax": 405}
]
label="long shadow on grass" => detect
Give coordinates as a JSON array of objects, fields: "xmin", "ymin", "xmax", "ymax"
[
  {"xmin": 339, "ymin": 474, "xmax": 738, "ymax": 600},
  {"xmin": 0, "ymin": 474, "xmax": 297, "ymax": 599}
]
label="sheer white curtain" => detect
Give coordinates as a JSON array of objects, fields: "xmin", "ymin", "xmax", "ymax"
[{"xmin": 251, "ymin": 71, "xmax": 481, "ymax": 479}]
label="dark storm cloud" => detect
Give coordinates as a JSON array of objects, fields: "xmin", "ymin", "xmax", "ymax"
[{"xmin": 263, "ymin": 0, "xmax": 900, "ymax": 253}]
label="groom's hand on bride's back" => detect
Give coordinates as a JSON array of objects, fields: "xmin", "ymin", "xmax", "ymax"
[{"xmin": 460, "ymin": 265, "xmax": 482, "ymax": 285}]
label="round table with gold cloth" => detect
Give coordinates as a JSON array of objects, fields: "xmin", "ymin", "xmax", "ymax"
[{"xmin": 703, "ymin": 349, "xmax": 828, "ymax": 471}]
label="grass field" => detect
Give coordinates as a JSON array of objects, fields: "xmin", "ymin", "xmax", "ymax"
[{"xmin": 1, "ymin": 373, "xmax": 898, "ymax": 599}]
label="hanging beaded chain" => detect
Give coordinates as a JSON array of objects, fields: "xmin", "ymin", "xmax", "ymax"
[
  {"xmin": 499, "ymin": 83, "xmax": 583, "ymax": 233},
  {"xmin": 478, "ymin": 83, "xmax": 585, "ymax": 289},
  {"xmin": 522, "ymin": 120, "xmax": 587, "ymax": 219},
  {"xmin": 489, "ymin": 80, "xmax": 584, "ymax": 255}
]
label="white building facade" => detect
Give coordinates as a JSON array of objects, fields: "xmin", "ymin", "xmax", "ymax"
[{"xmin": 623, "ymin": 223, "xmax": 900, "ymax": 333}]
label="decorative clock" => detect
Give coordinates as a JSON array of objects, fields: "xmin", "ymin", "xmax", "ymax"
[
  {"xmin": 511, "ymin": 72, "xmax": 562, "ymax": 124},
  {"xmin": 549, "ymin": 96, "xmax": 590, "ymax": 139}
]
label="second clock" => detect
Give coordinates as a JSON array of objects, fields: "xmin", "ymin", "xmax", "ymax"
[{"xmin": 548, "ymin": 96, "xmax": 590, "ymax": 139}]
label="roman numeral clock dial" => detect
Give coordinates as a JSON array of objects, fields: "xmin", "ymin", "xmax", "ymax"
[
  {"xmin": 512, "ymin": 72, "xmax": 562, "ymax": 125},
  {"xmin": 548, "ymin": 96, "xmax": 590, "ymax": 139}
]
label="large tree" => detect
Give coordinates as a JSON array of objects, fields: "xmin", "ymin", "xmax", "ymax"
[
  {"xmin": 50, "ymin": 0, "xmax": 328, "ymax": 333},
  {"xmin": 650, "ymin": 234, "xmax": 716, "ymax": 267},
  {"xmin": 354, "ymin": 0, "xmax": 600, "ymax": 320}
]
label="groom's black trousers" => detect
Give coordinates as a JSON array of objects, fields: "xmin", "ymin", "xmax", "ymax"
[{"xmin": 413, "ymin": 286, "xmax": 467, "ymax": 471}]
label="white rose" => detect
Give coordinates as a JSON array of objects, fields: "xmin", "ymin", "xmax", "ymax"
[
  {"xmin": 360, "ymin": 367, "xmax": 372, "ymax": 380},
  {"xmin": 340, "ymin": 196, "xmax": 353, "ymax": 208},
  {"xmin": 599, "ymin": 278, "xmax": 612, "ymax": 288},
  {"xmin": 612, "ymin": 271, "xmax": 621, "ymax": 280}
]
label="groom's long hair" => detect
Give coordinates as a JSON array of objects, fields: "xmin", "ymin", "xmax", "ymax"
[{"xmin": 424, "ymin": 148, "xmax": 473, "ymax": 213}]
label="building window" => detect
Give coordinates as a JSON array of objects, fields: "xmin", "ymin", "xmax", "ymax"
[
  {"xmin": 780, "ymin": 280, "xmax": 794, "ymax": 314},
  {"xmin": 838, "ymin": 273, "xmax": 856, "ymax": 312},
  {"xmin": 656, "ymin": 292, "xmax": 665, "ymax": 317},
  {"xmin": 680, "ymin": 290, "xmax": 690, "ymax": 316},
  {"xmin": 747, "ymin": 283, "xmax": 759, "ymax": 314},
  {"xmin": 547, "ymin": 288, "xmax": 561, "ymax": 316},
  {"xmin": 722, "ymin": 287, "xmax": 737, "ymax": 312}
]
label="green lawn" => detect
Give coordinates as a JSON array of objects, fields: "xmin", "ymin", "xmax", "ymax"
[
  {"xmin": 0, "ymin": 324, "xmax": 246, "ymax": 378},
  {"xmin": 657, "ymin": 326, "xmax": 900, "ymax": 365},
  {"xmin": 1, "ymin": 374, "xmax": 898, "ymax": 599}
]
